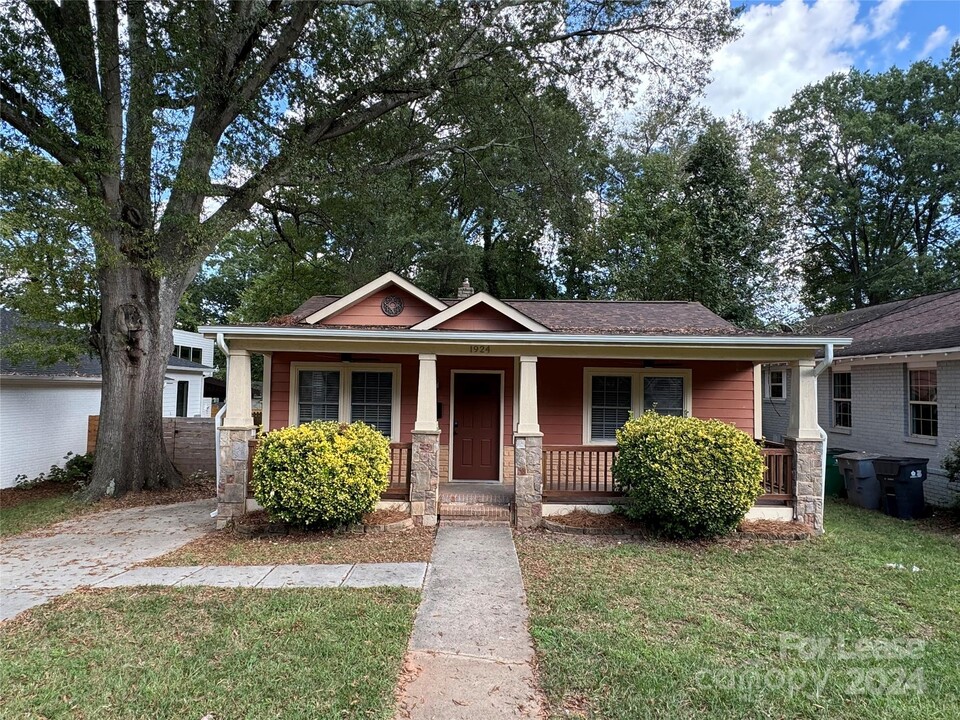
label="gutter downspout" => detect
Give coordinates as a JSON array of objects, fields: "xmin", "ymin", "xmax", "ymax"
[
  {"xmin": 212, "ymin": 332, "xmax": 229, "ymax": 518},
  {"xmin": 812, "ymin": 343, "xmax": 835, "ymax": 516}
]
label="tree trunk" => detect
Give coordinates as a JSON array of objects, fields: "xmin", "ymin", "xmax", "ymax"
[{"xmin": 81, "ymin": 263, "xmax": 182, "ymax": 500}]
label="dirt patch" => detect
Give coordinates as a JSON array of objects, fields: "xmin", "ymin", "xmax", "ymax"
[
  {"xmin": 93, "ymin": 473, "xmax": 215, "ymax": 510},
  {"xmin": 547, "ymin": 509, "xmax": 641, "ymax": 530},
  {"xmin": 737, "ymin": 519, "xmax": 814, "ymax": 540},
  {"xmin": 0, "ymin": 481, "xmax": 74, "ymax": 509}
]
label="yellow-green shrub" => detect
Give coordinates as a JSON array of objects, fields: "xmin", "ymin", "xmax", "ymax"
[
  {"xmin": 251, "ymin": 421, "xmax": 391, "ymax": 527},
  {"xmin": 613, "ymin": 412, "xmax": 764, "ymax": 538}
]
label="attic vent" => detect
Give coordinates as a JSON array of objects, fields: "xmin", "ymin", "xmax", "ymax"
[{"xmin": 457, "ymin": 278, "xmax": 474, "ymax": 299}]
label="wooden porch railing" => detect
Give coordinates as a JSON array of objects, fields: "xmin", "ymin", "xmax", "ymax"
[
  {"xmin": 541, "ymin": 443, "xmax": 796, "ymax": 505},
  {"xmin": 542, "ymin": 445, "xmax": 621, "ymax": 502},
  {"xmin": 760, "ymin": 444, "xmax": 794, "ymax": 502},
  {"xmin": 244, "ymin": 439, "xmax": 412, "ymax": 500}
]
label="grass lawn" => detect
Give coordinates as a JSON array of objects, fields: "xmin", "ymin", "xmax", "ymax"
[
  {"xmin": 148, "ymin": 526, "xmax": 436, "ymax": 566},
  {"xmin": 0, "ymin": 486, "xmax": 82, "ymax": 537},
  {"xmin": 517, "ymin": 500, "xmax": 960, "ymax": 720},
  {"xmin": 0, "ymin": 586, "xmax": 418, "ymax": 720}
]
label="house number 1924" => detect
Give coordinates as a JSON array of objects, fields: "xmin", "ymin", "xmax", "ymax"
[{"xmin": 470, "ymin": 345, "xmax": 490, "ymax": 354}]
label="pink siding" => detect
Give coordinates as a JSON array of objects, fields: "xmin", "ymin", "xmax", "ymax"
[
  {"xmin": 537, "ymin": 358, "xmax": 755, "ymax": 444},
  {"xmin": 320, "ymin": 286, "xmax": 438, "ymax": 327},
  {"xmin": 270, "ymin": 352, "xmax": 419, "ymax": 438},
  {"xmin": 270, "ymin": 353, "xmax": 754, "ymax": 445},
  {"xmin": 435, "ymin": 304, "xmax": 529, "ymax": 332}
]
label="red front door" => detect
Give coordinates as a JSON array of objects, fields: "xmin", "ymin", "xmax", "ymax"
[{"xmin": 452, "ymin": 373, "xmax": 501, "ymax": 481}]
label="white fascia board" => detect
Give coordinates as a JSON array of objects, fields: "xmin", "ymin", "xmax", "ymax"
[
  {"xmin": 0, "ymin": 374, "xmax": 102, "ymax": 385},
  {"xmin": 302, "ymin": 271, "xmax": 447, "ymax": 324},
  {"xmin": 832, "ymin": 347, "xmax": 960, "ymax": 366},
  {"xmin": 199, "ymin": 324, "xmax": 852, "ymax": 351},
  {"xmin": 410, "ymin": 292, "xmax": 551, "ymax": 332}
]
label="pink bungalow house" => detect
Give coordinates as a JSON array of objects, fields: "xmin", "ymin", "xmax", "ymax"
[{"xmin": 202, "ymin": 273, "xmax": 850, "ymax": 531}]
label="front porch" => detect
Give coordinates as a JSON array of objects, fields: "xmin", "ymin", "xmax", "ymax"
[{"xmin": 224, "ymin": 352, "xmax": 814, "ymax": 530}]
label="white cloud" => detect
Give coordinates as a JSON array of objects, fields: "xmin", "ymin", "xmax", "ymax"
[
  {"xmin": 920, "ymin": 25, "xmax": 950, "ymax": 57},
  {"xmin": 702, "ymin": 0, "xmax": 904, "ymax": 120},
  {"xmin": 896, "ymin": 33, "xmax": 911, "ymax": 51}
]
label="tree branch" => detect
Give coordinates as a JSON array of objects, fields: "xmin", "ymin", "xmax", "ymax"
[{"xmin": 0, "ymin": 82, "xmax": 83, "ymax": 168}]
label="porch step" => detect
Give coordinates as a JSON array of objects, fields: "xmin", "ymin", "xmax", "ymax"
[{"xmin": 438, "ymin": 503, "xmax": 512, "ymax": 522}]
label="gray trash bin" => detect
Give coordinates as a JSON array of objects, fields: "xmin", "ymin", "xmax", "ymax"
[{"xmin": 837, "ymin": 452, "xmax": 882, "ymax": 510}]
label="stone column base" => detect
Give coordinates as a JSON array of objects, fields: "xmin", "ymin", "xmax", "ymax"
[
  {"xmin": 514, "ymin": 435, "xmax": 543, "ymax": 528},
  {"xmin": 217, "ymin": 426, "xmax": 256, "ymax": 529},
  {"xmin": 410, "ymin": 431, "xmax": 440, "ymax": 527},
  {"xmin": 786, "ymin": 437, "xmax": 824, "ymax": 534}
]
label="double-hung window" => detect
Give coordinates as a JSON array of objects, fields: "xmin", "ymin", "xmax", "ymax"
[
  {"xmin": 767, "ymin": 369, "xmax": 786, "ymax": 400},
  {"xmin": 908, "ymin": 368, "xmax": 937, "ymax": 438},
  {"xmin": 585, "ymin": 369, "xmax": 691, "ymax": 443},
  {"xmin": 293, "ymin": 365, "xmax": 398, "ymax": 440},
  {"xmin": 832, "ymin": 371, "xmax": 852, "ymax": 429}
]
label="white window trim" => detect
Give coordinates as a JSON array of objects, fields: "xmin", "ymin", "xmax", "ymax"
[
  {"xmin": 582, "ymin": 368, "xmax": 693, "ymax": 445},
  {"xmin": 766, "ymin": 367, "xmax": 787, "ymax": 401},
  {"xmin": 288, "ymin": 361, "xmax": 401, "ymax": 442},
  {"xmin": 831, "ymin": 370, "xmax": 853, "ymax": 433},
  {"xmin": 907, "ymin": 367, "xmax": 938, "ymax": 440}
]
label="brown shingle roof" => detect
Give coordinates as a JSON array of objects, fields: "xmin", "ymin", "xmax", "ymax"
[
  {"xmin": 802, "ymin": 290, "xmax": 960, "ymax": 357},
  {"xmin": 286, "ymin": 294, "xmax": 739, "ymax": 335}
]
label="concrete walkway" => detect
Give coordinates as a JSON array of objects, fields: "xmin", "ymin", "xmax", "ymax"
[
  {"xmin": 93, "ymin": 562, "xmax": 428, "ymax": 590},
  {"xmin": 396, "ymin": 523, "xmax": 544, "ymax": 719},
  {"xmin": 1, "ymin": 499, "xmax": 215, "ymax": 621}
]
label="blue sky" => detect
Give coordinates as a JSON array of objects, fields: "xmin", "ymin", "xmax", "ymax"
[{"xmin": 703, "ymin": 0, "xmax": 958, "ymax": 118}]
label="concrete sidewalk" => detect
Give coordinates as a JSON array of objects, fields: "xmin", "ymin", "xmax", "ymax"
[
  {"xmin": 1, "ymin": 499, "xmax": 215, "ymax": 621},
  {"xmin": 396, "ymin": 523, "xmax": 544, "ymax": 719},
  {"xmin": 93, "ymin": 562, "xmax": 428, "ymax": 589}
]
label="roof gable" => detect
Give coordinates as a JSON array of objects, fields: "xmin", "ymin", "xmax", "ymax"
[
  {"xmin": 411, "ymin": 292, "xmax": 550, "ymax": 332},
  {"xmin": 302, "ymin": 272, "xmax": 446, "ymax": 325}
]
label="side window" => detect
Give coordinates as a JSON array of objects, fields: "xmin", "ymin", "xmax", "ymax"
[
  {"xmin": 832, "ymin": 372, "xmax": 852, "ymax": 429},
  {"xmin": 350, "ymin": 371, "xmax": 394, "ymax": 437},
  {"xmin": 768, "ymin": 369, "xmax": 785, "ymax": 399},
  {"xmin": 908, "ymin": 369, "xmax": 937, "ymax": 437}
]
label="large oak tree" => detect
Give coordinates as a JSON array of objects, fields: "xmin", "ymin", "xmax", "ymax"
[{"xmin": 0, "ymin": 0, "xmax": 735, "ymax": 499}]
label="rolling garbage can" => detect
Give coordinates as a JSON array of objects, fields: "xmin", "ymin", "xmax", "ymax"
[
  {"xmin": 874, "ymin": 457, "xmax": 929, "ymax": 520},
  {"xmin": 825, "ymin": 448, "xmax": 853, "ymax": 498},
  {"xmin": 837, "ymin": 452, "xmax": 882, "ymax": 510}
]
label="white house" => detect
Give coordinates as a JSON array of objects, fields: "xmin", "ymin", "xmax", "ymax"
[
  {"xmin": 762, "ymin": 290, "xmax": 960, "ymax": 508},
  {"xmin": 0, "ymin": 310, "xmax": 215, "ymax": 487}
]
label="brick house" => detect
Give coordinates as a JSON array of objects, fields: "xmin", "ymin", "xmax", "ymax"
[
  {"xmin": 202, "ymin": 272, "xmax": 850, "ymax": 531},
  {"xmin": 762, "ymin": 290, "xmax": 960, "ymax": 508}
]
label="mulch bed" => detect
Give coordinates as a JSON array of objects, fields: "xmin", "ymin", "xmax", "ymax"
[
  {"xmin": 542, "ymin": 509, "xmax": 649, "ymax": 537},
  {"xmin": 233, "ymin": 507, "xmax": 414, "ymax": 537},
  {"xmin": 736, "ymin": 519, "xmax": 814, "ymax": 540},
  {"xmin": 0, "ymin": 480, "xmax": 74, "ymax": 510},
  {"xmin": 94, "ymin": 473, "xmax": 216, "ymax": 510}
]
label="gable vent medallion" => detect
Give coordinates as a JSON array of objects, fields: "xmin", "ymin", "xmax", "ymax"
[{"xmin": 381, "ymin": 295, "xmax": 404, "ymax": 317}]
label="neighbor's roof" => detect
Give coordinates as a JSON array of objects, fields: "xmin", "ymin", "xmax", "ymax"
[
  {"xmin": 0, "ymin": 308, "xmax": 102, "ymax": 379},
  {"xmin": 802, "ymin": 290, "xmax": 960, "ymax": 357},
  {"xmin": 1, "ymin": 308, "xmax": 212, "ymax": 379},
  {"xmin": 288, "ymin": 295, "xmax": 744, "ymax": 336}
]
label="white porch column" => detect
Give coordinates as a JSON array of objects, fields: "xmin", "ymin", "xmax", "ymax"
[
  {"xmin": 785, "ymin": 357, "xmax": 825, "ymax": 533},
  {"xmin": 516, "ymin": 356, "xmax": 541, "ymax": 435},
  {"xmin": 218, "ymin": 346, "xmax": 256, "ymax": 528},
  {"xmin": 786, "ymin": 358, "xmax": 819, "ymax": 441},
  {"xmin": 222, "ymin": 347, "xmax": 254, "ymax": 429},
  {"xmin": 413, "ymin": 353, "xmax": 439, "ymax": 432}
]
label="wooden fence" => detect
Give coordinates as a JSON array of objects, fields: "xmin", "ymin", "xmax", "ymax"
[
  {"xmin": 244, "ymin": 439, "xmax": 412, "ymax": 500},
  {"xmin": 87, "ymin": 415, "xmax": 215, "ymax": 477}
]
